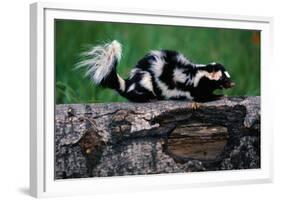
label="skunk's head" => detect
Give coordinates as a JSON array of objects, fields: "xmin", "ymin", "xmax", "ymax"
[
  {"xmin": 203, "ymin": 62, "xmax": 235, "ymax": 89},
  {"xmin": 194, "ymin": 62, "xmax": 235, "ymax": 100}
]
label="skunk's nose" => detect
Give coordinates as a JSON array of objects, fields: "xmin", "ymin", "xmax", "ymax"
[
  {"xmin": 223, "ymin": 81, "xmax": 235, "ymax": 89},
  {"xmin": 229, "ymin": 81, "xmax": 235, "ymax": 87}
]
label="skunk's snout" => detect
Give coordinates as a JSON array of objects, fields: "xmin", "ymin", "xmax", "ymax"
[{"xmin": 222, "ymin": 80, "xmax": 235, "ymax": 89}]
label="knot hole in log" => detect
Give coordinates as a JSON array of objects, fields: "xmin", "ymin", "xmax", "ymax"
[
  {"xmin": 154, "ymin": 105, "xmax": 247, "ymax": 163},
  {"xmin": 167, "ymin": 121, "xmax": 228, "ymax": 161}
]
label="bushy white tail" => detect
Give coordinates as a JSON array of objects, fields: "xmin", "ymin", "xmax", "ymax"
[{"xmin": 76, "ymin": 40, "xmax": 123, "ymax": 85}]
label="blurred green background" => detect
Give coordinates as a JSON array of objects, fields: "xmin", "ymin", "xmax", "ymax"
[{"xmin": 55, "ymin": 19, "xmax": 260, "ymax": 104}]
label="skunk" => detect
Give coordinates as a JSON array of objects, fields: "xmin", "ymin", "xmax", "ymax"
[{"xmin": 76, "ymin": 40, "xmax": 235, "ymax": 102}]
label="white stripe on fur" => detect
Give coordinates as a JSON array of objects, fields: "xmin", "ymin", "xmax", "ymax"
[
  {"xmin": 140, "ymin": 72, "xmax": 155, "ymax": 94},
  {"xmin": 149, "ymin": 51, "xmax": 192, "ymax": 100},
  {"xmin": 127, "ymin": 83, "xmax": 136, "ymax": 92},
  {"xmin": 195, "ymin": 64, "xmax": 206, "ymax": 68},
  {"xmin": 225, "ymin": 71, "xmax": 231, "ymax": 78},
  {"xmin": 117, "ymin": 74, "xmax": 126, "ymax": 92},
  {"xmin": 176, "ymin": 53, "xmax": 190, "ymax": 65},
  {"xmin": 193, "ymin": 70, "xmax": 209, "ymax": 87},
  {"xmin": 173, "ymin": 68, "xmax": 187, "ymax": 83},
  {"xmin": 150, "ymin": 50, "xmax": 165, "ymax": 77},
  {"xmin": 193, "ymin": 70, "xmax": 222, "ymax": 87},
  {"xmin": 156, "ymin": 79, "xmax": 193, "ymax": 100}
]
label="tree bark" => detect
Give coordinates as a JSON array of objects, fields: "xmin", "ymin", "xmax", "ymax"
[{"xmin": 55, "ymin": 96, "xmax": 260, "ymax": 179}]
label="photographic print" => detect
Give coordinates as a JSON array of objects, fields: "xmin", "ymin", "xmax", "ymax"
[{"xmin": 55, "ymin": 19, "xmax": 260, "ymax": 179}]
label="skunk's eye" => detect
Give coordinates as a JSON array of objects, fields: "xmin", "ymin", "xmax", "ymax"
[
  {"xmin": 219, "ymin": 76, "xmax": 225, "ymax": 82},
  {"xmin": 219, "ymin": 74, "xmax": 228, "ymax": 82}
]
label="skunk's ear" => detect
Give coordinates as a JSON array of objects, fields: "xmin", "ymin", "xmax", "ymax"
[{"xmin": 205, "ymin": 63, "xmax": 216, "ymax": 72}]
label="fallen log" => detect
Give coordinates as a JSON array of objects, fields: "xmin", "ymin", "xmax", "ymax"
[{"xmin": 55, "ymin": 96, "xmax": 260, "ymax": 179}]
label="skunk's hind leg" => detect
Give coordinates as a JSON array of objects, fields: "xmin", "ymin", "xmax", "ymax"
[
  {"xmin": 124, "ymin": 90, "xmax": 157, "ymax": 103},
  {"xmin": 122, "ymin": 85, "xmax": 157, "ymax": 103},
  {"xmin": 123, "ymin": 70, "xmax": 157, "ymax": 102}
]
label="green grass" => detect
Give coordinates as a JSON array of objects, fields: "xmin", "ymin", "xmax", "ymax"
[{"xmin": 55, "ymin": 19, "xmax": 260, "ymax": 104}]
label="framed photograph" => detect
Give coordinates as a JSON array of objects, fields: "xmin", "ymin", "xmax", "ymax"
[{"xmin": 30, "ymin": 2, "xmax": 273, "ymax": 198}]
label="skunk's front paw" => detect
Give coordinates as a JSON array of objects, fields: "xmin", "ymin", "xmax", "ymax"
[{"xmin": 191, "ymin": 102, "xmax": 201, "ymax": 110}]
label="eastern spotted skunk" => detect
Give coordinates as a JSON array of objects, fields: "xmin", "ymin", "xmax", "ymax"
[{"xmin": 77, "ymin": 40, "xmax": 235, "ymax": 102}]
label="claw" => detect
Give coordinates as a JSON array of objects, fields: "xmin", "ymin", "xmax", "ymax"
[{"xmin": 191, "ymin": 102, "xmax": 200, "ymax": 110}]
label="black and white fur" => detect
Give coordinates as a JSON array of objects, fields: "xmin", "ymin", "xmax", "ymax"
[{"xmin": 76, "ymin": 40, "xmax": 235, "ymax": 102}]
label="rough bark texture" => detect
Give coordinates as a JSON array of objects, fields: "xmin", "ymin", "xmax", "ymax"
[{"xmin": 55, "ymin": 96, "xmax": 260, "ymax": 179}]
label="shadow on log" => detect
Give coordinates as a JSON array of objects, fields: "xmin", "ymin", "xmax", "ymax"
[{"xmin": 55, "ymin": 96, "xmax": 260, "ymax": 179}]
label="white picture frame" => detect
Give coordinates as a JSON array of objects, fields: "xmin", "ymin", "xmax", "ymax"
[{"xmin": 30, "ymin": 2, "xmax": 273, "ymax": 198}]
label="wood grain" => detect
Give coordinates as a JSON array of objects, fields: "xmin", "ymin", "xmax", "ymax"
[{"xmin": 55, "ymin": 96, "xmax": 260, "ymax": 179}]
